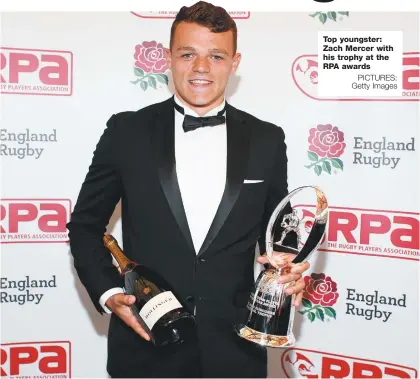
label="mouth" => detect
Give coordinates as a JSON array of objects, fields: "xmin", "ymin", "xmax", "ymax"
[{"xmin": 188, "ymin": 79, "xmax": 213, "ymax": 86}]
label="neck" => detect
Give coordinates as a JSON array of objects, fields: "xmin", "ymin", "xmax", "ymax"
[{"xmin": 174, "ymin": 92, "xmax": 225, "ymax": 116}]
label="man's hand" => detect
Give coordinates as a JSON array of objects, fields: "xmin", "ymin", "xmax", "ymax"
[
  {"xmin": 105, "ymin": 294, "xmax": 151, "ymax": 341},
  {"xmin": 256, "ymin": 252, "xmax": 310, "ymax": 307}
]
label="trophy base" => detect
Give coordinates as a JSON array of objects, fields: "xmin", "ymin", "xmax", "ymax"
[{"xmin": 234, "ymin": 324, "xmax": 295, "ymax": 348}]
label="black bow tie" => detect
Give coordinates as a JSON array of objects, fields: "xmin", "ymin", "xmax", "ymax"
[{"xmin": 173, "ymin": 99, "xmax": 226, "ymax": 132}]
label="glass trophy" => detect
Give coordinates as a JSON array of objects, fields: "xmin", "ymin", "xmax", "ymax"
[{"xmin": 234, "ymin": 186, "xmax": 328, "ymax": 347}]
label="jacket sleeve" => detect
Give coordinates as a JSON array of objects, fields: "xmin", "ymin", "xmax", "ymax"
[
  {"xmin": 66, "ymin": 114, "xmax": 124, "ymax": 314},
  {"xmin": 258, "ymin": 127, "xmax": 298, "ymax": 255}
]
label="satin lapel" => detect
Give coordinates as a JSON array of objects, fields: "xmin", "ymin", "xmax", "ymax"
[
  {"xmin": 150, "ymin": 98, "xmax": 195, "ymax": 254},
  {"xmin": 197, "ymin": 104, "xmax": 251, "ymax": 257}
]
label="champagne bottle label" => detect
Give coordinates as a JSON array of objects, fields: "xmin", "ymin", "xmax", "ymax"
[{"xmin": 139, "ymin": 291, "xmax": 182, "ymax": 330}]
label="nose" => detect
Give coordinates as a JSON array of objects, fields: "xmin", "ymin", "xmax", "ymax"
[{"xmin": 192, "ymin": 56, "xmax": 210, "ymax": 73}]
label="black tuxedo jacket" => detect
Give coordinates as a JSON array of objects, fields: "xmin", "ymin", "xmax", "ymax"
[{"xmin": 67, "ymin": 96, "xmax": 296, "ymax": 378}]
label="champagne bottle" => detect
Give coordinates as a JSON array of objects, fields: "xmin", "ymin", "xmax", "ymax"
[{"xmin": 103, "ymin": 234, "xmax": 196, "ymax": 347}]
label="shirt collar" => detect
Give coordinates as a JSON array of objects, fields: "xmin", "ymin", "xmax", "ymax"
[{"xmin": 174, "ymin": 94, "xmax": 226, "ymax": 117}]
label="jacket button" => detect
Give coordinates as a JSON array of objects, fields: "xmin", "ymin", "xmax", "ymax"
[
  {"xmin": 186, "ymin": 296, "xmax": 194, "ymax": 302},
  {"xmin": 197, "ymin": 258, "xmax": 206, "ymax": 264}
]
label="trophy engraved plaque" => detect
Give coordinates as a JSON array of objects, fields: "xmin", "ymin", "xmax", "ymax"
[{"xmin": 234, "ymin": 185, "xmax": 328, "ymax": 348}]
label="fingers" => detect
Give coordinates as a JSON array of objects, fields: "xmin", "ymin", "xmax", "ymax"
[
  {"xmin": 107, "ymin": 293, "xmax": 135, "ymax": 309},
  {"xmin": 256, "ymin": 254, "xmax": 271, "ymax": 265},
  {"xmin": 119, "ymin": 294, "xmax": 136, "ymax": 306},
  {"xmin": 277, "ymin": 272, "xmax": 302, "ymax": 285},
  {"xmin": 256, "ymin": 252, "xmax": 310, "ymax": 309},
  {"xmin": 256, "ymin": 252, "xmax": 288, "ymax": 267},
  {"xmin": 257, "ymin": 252, "xmax": 310, "ymax": 268},
  {"xmin": 125, "ymin": 314, "xmax": 151, "ymax": 341},
  {"xmin": 112, "ymin": 295, "xmax": 151, "ymax": 341},
  {"xmin": 290, "ymin": 261, "xmax": 310, "ymax": 275},
  {"xmin": 294, "ymin": 291, "xmax": 304, "ymax": 307},
  {"xmin": 284, "ymin": 277, "xmax": 306, "ymax": 297},
  {"xmin": 276, "ymin": 261, "xmax": 309, "ymax": 283}
]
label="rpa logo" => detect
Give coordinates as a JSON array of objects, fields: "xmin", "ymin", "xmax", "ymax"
[
  {"xmin": 0, "ymin": 199, "xmax": 71, "ymax": 243},
  {"xmin": 0, "ymin": 341, "xmax": 71, "ymax": 378},
  {"xmin": 0, "ymin": 47, "xmax": 73, "ymax": 95},
  {"xmin": 295, "ymin": 205, "xmax": 419, "ymax": 261},
  {"xmin": 281, "ymin": 348, "xmax": 417, "ymax": 378}
]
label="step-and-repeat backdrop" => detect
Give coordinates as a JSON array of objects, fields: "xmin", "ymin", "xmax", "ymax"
[{"xmin": 1, "ymin": 10, "xmax": 419, "ymax": 378}]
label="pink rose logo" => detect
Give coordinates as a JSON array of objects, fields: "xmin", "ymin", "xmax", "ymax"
[
  {"xmin": 134, "ymin": 41, "xmax": 169, "ymax": 73},
  {"xmin": 305, "ymin": 124, "xmax": 345, "ymax": 176},
  {"xmin": 309, "ymin": 124, "xmax": 346, "ymax": 158},
  {"xmin": 299, "ymin": 273, "xmax": 339, "ymax": 322},
  {"xmin": 131, "ymin": 41, "xmax": 170, "ymax": 91}
]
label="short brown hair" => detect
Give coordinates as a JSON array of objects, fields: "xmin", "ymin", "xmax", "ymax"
[{"xmin": 170, "ymin": 1, "xmax": 237, "ymax": 54}]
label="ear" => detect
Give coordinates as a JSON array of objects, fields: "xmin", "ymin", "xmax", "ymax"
[
  {"xmin": 164, "ymin": 48, "xmax": 172, "ymax": 69},
  {"xmin": 231, "ymin": 53, "xmax": 242, "ymax": 74}
]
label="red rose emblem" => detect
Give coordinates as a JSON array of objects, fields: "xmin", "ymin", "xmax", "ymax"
[
  {"xmin": 308, "ymin": 124, "xmax": 346, "ymax": 158},
  {"xmin": 134, "ymin": 41, "xmax": 169, "ymax": 73},
  {"xmin": 303, "ymin": 273, "xmax": 339, "ymax": 306}
]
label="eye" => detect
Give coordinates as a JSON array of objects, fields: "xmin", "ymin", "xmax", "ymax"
[
  {"xmin": 181, "ymin": 53, "xmax": 194, "ymax": 59},
  {"xmin": 212, "ymin": 55, "xmax": 223, "ymax": 60}
]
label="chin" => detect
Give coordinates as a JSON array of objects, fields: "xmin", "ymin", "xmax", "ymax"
[
  {"xmin": 181, "ymin": 94, "xmax": 214, "ymax": 107},
  {"xmin": 177, "ymin": 84, "xmax": 224, "ymax": 106},
  {"xmin": 192, "ymin": 98, "xmax": 213, "ymax": 107}
]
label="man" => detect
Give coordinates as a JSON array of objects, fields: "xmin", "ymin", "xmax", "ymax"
[{"xmin": 67, "ymin": 1, "xmax": 310, "ymax": 378}]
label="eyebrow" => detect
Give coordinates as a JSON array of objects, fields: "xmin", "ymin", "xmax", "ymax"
[
  {"xmin": 209, "ymin": 48, "xmax": 229, "ymax": 55},
  {"xmin": 177, "ymin": 46, "xmax": 229, "ymax": 55},
  {"xmin": 177, "ymin": 46, "xmax": 196, "ymax": 52}
]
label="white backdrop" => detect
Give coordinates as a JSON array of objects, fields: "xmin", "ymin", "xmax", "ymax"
[{"xmin": 1, "ymin": 10, "xmax": 419, "ymax": 378}]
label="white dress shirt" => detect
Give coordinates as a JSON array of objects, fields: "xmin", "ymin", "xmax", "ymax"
[{"xmin": 99, "ymin": 95, "xmax": 227, "ymax": 313}]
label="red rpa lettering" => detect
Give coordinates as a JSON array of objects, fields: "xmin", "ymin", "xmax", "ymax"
[
  {"xmin": 322, "ymin": 357, "xmax": 351, "ymax": 377},
  {"xmin": 9, "ymin": 346, "xmax": 38, "ymax": 376},
  {"xmin": 321, "ymin": 357, "xmax": 412, "ymax": 378},
  {"xmin": 0, "ymin": 51, "xmax": 69, "ymax": 85},
  {"xmin": 353, "ymin": 361, "xmax": 383, "ymax": 378},
  {"xmin": 353, "ymin": 361, "xmax": 412, "ymax": 378},
  {"xmin": 0, "ymin": 205, "xmax": 6, "ymax": 233},
  {"xmin": 384, "ymin": 366, "xmax": 411, "ymax": 378},
  {"xmin": 360, "ymin": 214, "xmax": 419, "ymax": 249},
  {"xmin": 360, "ymin": 214, "xmax": 391, "ymax": 245},
  {"xmin": 38, "ymin": 346, "xmax": 67, "ymax": 374},
  {"xmin": 403, "ymin": 56, "xmax": 420, "ymax": 91},
  {"xmin": 326, "ymin": 210, "xmax": 419, "ymax": 250},
  {"xmin": 0, "ymin": 348, "xmax": 7, "ymax": 376},
  {"xmin": 391, "ymin": 216, "xmax": 419, "ymax": 250},
  {"xmin": 0, "ymin": 202, "xmax": 68, "ymax": 233},
  {"xmin": 327, "ymin": 211, "xmax": 358, "ymax": 243},
  {"xmin": 0, "ymin": 345, "xmax": 67, "ymax": 376}
]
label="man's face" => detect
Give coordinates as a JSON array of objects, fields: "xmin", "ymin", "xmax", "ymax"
[{"xmin": 166, "ymin": 21, "xmax": 241, "ymax": 115}]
